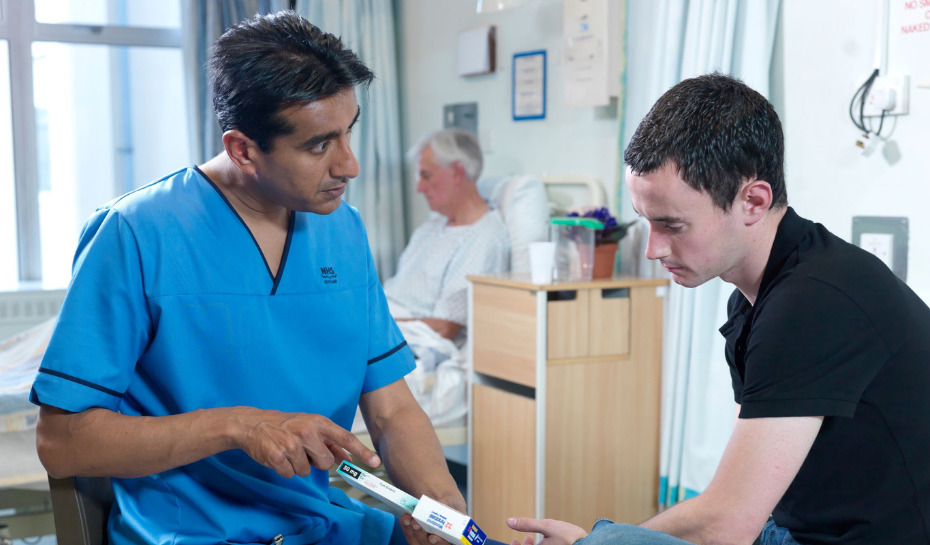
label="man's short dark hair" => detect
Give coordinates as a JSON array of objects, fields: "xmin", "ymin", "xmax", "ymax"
[
  {"xmin": 209, "ymin": 10, "xmax": 374, "ymax": 152},
  {"xmin": 624, "ymin": 72, "xmax": 786, "ymax": 211}
]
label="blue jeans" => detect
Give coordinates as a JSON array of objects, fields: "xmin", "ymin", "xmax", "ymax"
[
  {"xmin": 573, "ymin": 518, "xmax": 801, "ymax": 545},
  {"xmin": 758, "ymin": 519, "xmax": 802, "ymax": 545},
  {"xmin": 574, "ymin": 519, "xmax": 695, "ymax": 544}
]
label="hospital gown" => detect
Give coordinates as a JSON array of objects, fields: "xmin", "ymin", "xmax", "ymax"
[{"xmin": 383, "ymin": 209, "xmax": 510, "ymax": 330}]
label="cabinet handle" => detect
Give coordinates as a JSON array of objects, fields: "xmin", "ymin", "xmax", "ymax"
[
  {"xmin": 547, "ymin": 290, "xmax": 577, "ymax": 302},
  {"xmin": 601, "ymin": 287, "xmax": 629, "ymax": 299},
  {"xmin": 474, "ymin": 372, "xmax": 536, "ymax": 399}
]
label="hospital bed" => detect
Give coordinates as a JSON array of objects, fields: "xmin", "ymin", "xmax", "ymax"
[
  {"xmin": 337, "ymin": 173, "xmax": 608, "ymax": 506},
  {"xmin": 349, "ymin": 173, "xmax": 610, "ymax": 453},
  {"xmin": 0, "ymin": 316, "xmax": 59, "ymax": 541}
]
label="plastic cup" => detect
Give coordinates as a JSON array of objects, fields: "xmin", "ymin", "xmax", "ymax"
[{"xmin": 529, "ymin": 241, "xmax": 556, "ymax": 284}]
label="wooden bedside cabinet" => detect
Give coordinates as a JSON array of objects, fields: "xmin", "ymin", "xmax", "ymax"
[{"xmin": 466, "ymin": 273, "xmax": 668, "ymax": 542}]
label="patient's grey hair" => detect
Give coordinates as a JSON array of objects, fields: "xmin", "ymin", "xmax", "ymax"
[{"xmin": 407, "ymin": 129, "xmax": 483, "ymax": 182}]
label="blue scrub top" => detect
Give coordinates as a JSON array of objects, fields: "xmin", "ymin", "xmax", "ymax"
[{"xmin": 31, "ymin": 167, "xmax": 416, "ymax": 545}]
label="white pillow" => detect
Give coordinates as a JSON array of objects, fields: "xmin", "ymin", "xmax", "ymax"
[{"xmin": 477, "ymin": 176, "xmax": 550, "ymax": 274}]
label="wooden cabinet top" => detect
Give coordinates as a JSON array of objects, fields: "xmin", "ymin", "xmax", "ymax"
[{"xmin": 467, "ymin": 272, "xmax": 669, "ymax": 291}]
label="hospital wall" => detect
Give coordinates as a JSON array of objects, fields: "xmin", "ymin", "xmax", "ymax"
[
  {"xmin": 774, "ymin": 1, "xmax": 930, "ymax": 303},
  {"xmin": 397, "ymin": 0, "xmax": 930, "ymax": 303},
  {"xmin": 396, "ymin": 0, "xmax": 621, "ymax": 234}
]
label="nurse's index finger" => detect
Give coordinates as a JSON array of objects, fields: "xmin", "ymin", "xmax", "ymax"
[{"xmin": 323, "ymin": 420, "xmax": 381, "ymax": 467}]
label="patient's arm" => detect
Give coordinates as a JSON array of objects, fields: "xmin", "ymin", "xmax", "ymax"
[
  {"xmin": 503, "ymin": 416, "xmax": 822, "ymax": 545},
  {"xmin": 638, "ymin": 415, "xmax": 822, "ymax": 545},
  {"xmin": 394, "ymin": 317, "xmax": 462, "ymax": 340},
  {"xmin": 36, "ymin": 404, "xmax": 379, "ymax": 480}
]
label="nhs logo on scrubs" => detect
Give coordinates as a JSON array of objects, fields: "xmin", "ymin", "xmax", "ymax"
[{"xmin": 320, "ymin": 267, "xmax": 338, "ymax": 284}]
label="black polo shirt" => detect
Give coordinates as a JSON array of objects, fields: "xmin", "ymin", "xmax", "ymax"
[{"xmin": 719, "ymin": 207, "xmax": 930, "ymax": 544}]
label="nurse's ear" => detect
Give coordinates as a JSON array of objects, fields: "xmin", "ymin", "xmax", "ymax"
[
  {"xmin": 222, "ymin": 130, "xmax": 262, "ymax": 176},
  {"xmin": 739, "ymin": 179, "xmax": 773, "ymax": 226}
]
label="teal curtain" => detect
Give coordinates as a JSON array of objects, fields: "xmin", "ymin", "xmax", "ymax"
[
  {"xmin": 620, "ymin": 0, "xmax": 782, "ymax": 509},
  {"xmin": 181, "ymin": 0, "xmax": 289, "ymax": 164},
  {"xmin": 294, "ymin": 0, "xmax": 407, "ymax": 279}
]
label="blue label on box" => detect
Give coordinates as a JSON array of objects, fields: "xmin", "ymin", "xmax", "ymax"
[{"xmin": 463, "ymin": 521, "xmax": 487, "ymax": 545}]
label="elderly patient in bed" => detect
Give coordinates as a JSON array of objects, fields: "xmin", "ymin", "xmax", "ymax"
[
  {"xmin": 354, "ymin": 129, "xmax": 510, "ymax": 431},
  {"xmin": 384, "ymin": 128, "xmax": 510, "ymax": 342}
]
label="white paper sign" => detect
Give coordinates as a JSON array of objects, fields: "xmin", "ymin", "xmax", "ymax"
[
  {"xmin": 563, "ymin": 0, "xmax": 613, "ymax": 107},
  {"xmin": 513, "ymin": 51, "xmax": 546, "ymax": 119}
]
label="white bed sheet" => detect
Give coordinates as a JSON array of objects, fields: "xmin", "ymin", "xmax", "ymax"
[
  {"xmin": 0, "ymin": 319, "xmax": 53, "ymax": 488},
  {"xmin": 352, "ymin": 319, "xmax": 468, "ymax": 441}
]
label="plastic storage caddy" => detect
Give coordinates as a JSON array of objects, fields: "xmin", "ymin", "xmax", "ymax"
[{"xmin": 550, "ymin": 216, "xmax": 603, "ymax": 282}]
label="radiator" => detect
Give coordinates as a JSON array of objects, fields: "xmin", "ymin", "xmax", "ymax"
[{"xmin": 0, "ymin": 289, "xmax": 66, "ymax": 342}]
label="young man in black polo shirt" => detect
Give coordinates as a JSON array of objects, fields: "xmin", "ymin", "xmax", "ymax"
[{"xmin": 505, "ymin": 73, "xmax": 930, "ymax": 545}]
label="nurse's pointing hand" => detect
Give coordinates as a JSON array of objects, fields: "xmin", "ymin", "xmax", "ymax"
[{"xmin": 232, "ymin": 408, "xmax": 380, "ymax": 478}]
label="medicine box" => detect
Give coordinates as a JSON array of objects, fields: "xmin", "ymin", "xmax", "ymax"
[
  {"xmin": 335, "ymin": 460, "xmax": 420, "ymax": 517},
  {"xmin": 411, "ymin": 495, "xmax": 487, "ymax": 545}
]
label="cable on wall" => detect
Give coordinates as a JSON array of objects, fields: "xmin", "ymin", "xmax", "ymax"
[{"xmin": 850, "ymin": 69, "xmax": 889, "ymax": 156}]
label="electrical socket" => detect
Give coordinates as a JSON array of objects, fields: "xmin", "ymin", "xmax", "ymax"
[
  {"xmin": 859, "ymin": 232, "xmax": 894, "ymax": 269},
  {"xmin": 863, "ymin": 75, "xmax": 910, "ymax": 117},
  {"xmin": 852, "ymin": 216, "xmax": 908, "ymax": 281}
]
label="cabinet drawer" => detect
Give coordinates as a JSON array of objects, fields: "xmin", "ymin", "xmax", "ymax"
[
  {"xmin": 547, "ymin": 288, "xmax": 631, "ymax": 360},
  {"xmin": 546, "ymin": 290, "xmax": 589, "ymax": 359},
  {"xmin": 589, "ymin": 287, "xmax": 631, "ymax": 358},
  {"xmin": 472, "ymin": 283, "xmax": 537, "ymax": 386},
  {"xmin": 472, "ymin": 383, "xmax": 536, "ymax": 542}
]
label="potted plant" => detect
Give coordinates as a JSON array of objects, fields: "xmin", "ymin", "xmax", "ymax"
[{"xmin": 567, "ymin": 207, "xmax": 636, "ymax": 278}]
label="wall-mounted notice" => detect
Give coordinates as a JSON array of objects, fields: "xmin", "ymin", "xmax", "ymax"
[
  {"xmin": 888, "ymin": 1, "xmax": 930, "ymax": 82},
  {"xmin": 563, "ymin": 0, "xmax": 620, "ymax": 108},
  {"xmin": 894, "ymin": 0, "xmax": 930, "ymax": 35},
  {"xmin": 512, "ymin": 50, "xmax": 546, "ymax": 121}
]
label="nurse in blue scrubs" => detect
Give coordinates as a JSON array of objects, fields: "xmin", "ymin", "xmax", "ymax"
[{"xmin": 30, "ymin": 11, "xmax": 466, "ymax": 545}]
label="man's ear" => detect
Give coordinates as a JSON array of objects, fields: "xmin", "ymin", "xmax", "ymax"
[
  {"xmin": 740, "ymin": 179, "xmax": 773, "ymax": 226},
  {"xmin": 223, "ymin": 130, "xmax": 261, "ymax": 175},
  {"xmin": 450, "ymin": 161, "xmax": 468, "ymax": 185}
]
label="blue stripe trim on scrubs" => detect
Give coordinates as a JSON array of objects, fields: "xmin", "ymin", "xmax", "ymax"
[
  {"xmin": 368, "ymin": 341, "xmax": 408, "ymax": 365},
  {"xmin": 37, "ymin": 367, "xmax": 124, "ymax": 398}
]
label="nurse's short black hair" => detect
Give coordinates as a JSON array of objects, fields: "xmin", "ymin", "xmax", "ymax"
[
  {"xmin": 624, "ymin": 72, "xmax": 787, "ymax": 211},
  {"xmin": 209, "ymin": 10, "xmax": 374, "ymax": 152}
]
